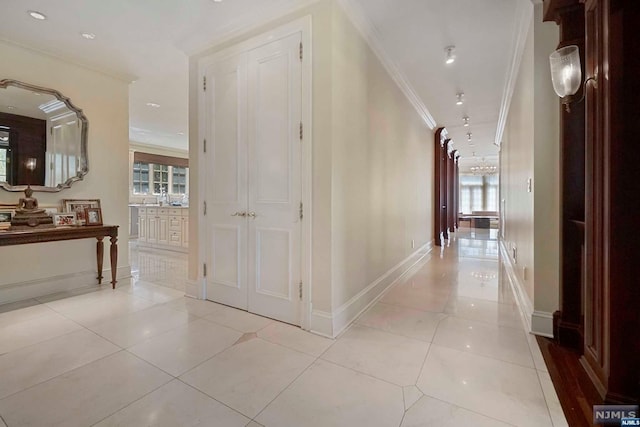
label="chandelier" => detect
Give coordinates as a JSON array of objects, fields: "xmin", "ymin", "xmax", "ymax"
[
  {"xmin": 470, "ymin": 164, "xmax": 498, "ymax": 175},
  {"xmin": 469, "ymin": 157, "xmax": 498, "ymax": 176}
]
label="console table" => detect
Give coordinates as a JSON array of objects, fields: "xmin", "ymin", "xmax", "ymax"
[{"xmin": 0, "ymin": 225, "xmax": 119, "ymax": 288}]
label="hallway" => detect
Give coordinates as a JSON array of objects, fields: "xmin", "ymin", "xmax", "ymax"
[{"xmin": 0, "ymin": 235, "xmax": 565, "ymax": 427}]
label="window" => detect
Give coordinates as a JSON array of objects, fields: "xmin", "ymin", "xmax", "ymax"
[
  {"xmin": 172, "ymin": 166, "xmax": 187, "ymax": 194},
  {"xmin": 132, "ymin": 161, "xmax": 150, "ymax": 194},
  {"xmin": 459, "ymin": 174, "xmax": 499, "ymax": 213},
  {"xmin": 131, "ymin": 160, "xmax": 188, "ymax": 196},
  {"xmin": 153, "ymin": 164, "xmax": 169, "ymax": 194}
]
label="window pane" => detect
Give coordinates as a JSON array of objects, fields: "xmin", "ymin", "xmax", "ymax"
[{"xmin": 132, "ymin": 161, "xmax": 150, "ymax": 193}]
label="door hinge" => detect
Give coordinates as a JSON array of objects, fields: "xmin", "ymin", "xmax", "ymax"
[
  {"xmin": 204, "ymin": 139, "xmax": 207, "ymax": 153},
  {"xmin": 299, "ymin": 281, "xmax": 303, "ymax": 300},
  {"xmin": 299, "ymin": 42, "xmax": 303, "ymax": 61},
  {"xmin": 299, "ymin": 122, "xmax": 303, "ymax": 141},
  {"xmin": 203, "ymin": 201, "xmax": 207, "ymax": 215},
  {"xmin": 299, "ymin": 202, "xmax": 303, "ymax": 221},
  {"xmin": 203, "ymin": 76, "xmax": 207, "ymax": 91},
  {"xmin": 203, "ymin": 263, "xmax": 207, "ymax": 277}
]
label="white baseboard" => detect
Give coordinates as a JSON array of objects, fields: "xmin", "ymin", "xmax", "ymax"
[
  {"xmin": 314, "ymin": 241, "xmax": 434, "ymax": 339},
  {"xmin": 499, "ymin": 240, "xmax": 533, "ymax": 333},
  {"xmin": 309, "ymin": 309, "xmax": 334, "ymax": 338},
  {"xmin": 531, "ymin": 310, "xmax": 554, "ymax": 338},
  {"xmin": 0, "ymin": 266, "xmax": 132, "ymax": 305},
  {"xmin": 185, "ymin": 279, "xmax": 203, "ymax": 299}
]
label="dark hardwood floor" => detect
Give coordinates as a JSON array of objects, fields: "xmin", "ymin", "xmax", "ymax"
[{"xmin": 536, "ymin": 336, "xmax": 604, "ymax": 427}]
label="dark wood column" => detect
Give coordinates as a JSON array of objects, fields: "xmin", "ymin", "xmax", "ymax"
[
  {"xmin": 447, "ymin": 149, "xmax": 457, "ymax": 234},
  {"xmin": 434, "ymin": 128, "xmax": 449, "ymax": 246},
  {"xmin": 454, "ymin": 155, "xmax": 460, "ymax": 230},
  {"xmin": 544, "ymin": 0, "xmax": 586, "ymax": 352}
]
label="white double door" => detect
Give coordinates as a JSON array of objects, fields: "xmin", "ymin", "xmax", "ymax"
[{"xmin": 204, "ymin": 33, "xmax": 302, "ymax": 325}]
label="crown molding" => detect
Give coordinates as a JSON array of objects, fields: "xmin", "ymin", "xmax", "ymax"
[
  {"xmin": 336, "ymin": 0, "xmax": 438, "ymax": 130},
  {"xmin": 0, "ymin": 38, "xmax": 137, "ymax": 83},
  {"xmin": 494, "ymin": 0, "xmax": 534, "ymax": 147},
  {"xmin": 181, "ymin": 0, "xmax": 320, "ymax": 56}
]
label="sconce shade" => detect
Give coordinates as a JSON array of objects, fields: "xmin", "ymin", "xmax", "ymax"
[{"xmin": 550, "ymin": 45, "xmax": 582, "ymax": 98}]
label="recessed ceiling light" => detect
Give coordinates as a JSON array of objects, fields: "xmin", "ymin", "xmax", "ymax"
[
  {"xmin": 28, "ymin": 10, "xmax": 47, "ymax": 20},
  {"xmin": 146, "ymin": 102, "xmax": 161, "ymax": 108},
  {"xmin": 445, "ymin": 46, "xmax": 456, "ymax": 65},
  {"xmin": 177, "ymin": 132, "xmax": 185, "ymax": 136},
  {"xmin": 467, "ymin": 132, "xmax": 473, "ymax": 141},
  {"xmin": 6, "ymin": 106, "xmax": 16, "ymax": 110},
  {"xmin": 81, "ymin": 32, "xmax": 96, "ymax": 40},
  {"xmin": 456, "ymin": 93, "xmax": 465, "ymax": 105},
  {"xmin": 463, "ymin": 116, "xmax": 470, "ymax": 127}
]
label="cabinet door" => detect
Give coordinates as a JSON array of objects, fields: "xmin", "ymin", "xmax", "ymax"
[
  {"xmin": 158, "ymin": 215, "xmax": 169, "ymax": 245},
  {"xmin": 139, "ymin": 215, "xmax": 147, "ymax": 242},
  {"xmin": 181, "ymin": 217, "xmax": 189, "ymax": 248},
  {"xmin": 147, "ymin": 216, "xmax": 158, "ymax": 243}
]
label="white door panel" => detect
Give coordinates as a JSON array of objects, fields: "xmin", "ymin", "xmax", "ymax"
[
  {"xmin": 247, "ymin": 33, "xmax": 302, "ymax": 325},
  {"xmin": 205, "ymin": 54, "xmax": 248, "ymax": 309}
]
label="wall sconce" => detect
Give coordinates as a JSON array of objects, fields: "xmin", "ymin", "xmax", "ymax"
[{"xmin": 549, "ymin": 45, "xmax": 597, "ymax": 112}]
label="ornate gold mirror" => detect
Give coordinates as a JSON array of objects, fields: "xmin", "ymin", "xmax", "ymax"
[{"xmin": 0, "ymin": 79, "xmax": 88, "ymax": 192}]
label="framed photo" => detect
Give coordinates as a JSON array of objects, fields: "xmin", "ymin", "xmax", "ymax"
[
  {"xmin": 62, "ymin": 199, "xmax": 100, "ymax": 224},
  {"xmin": 41, "ymin": 205, "xmax": 60, "ymax": 215},
  {"xmin": 0, "ymin": 209, "xmax": 13, "ymax": 223},
  {"xmin": 84, "ymin": 207, "xmax": 103, "ymax": 226},
  {"xmin": 53, "ymin": 212, "xmax": 77, "ymax": 227}
]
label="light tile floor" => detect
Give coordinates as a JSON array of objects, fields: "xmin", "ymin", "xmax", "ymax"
[{"xmin": 0, "ymin": 237, "xmax": 567, "ymax": 427}]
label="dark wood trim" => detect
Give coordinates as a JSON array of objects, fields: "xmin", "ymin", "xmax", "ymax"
[
  {"xmin": 134, "ymin": 151, "xmax": 188, "ymax": 168},
  {"xmin": 0, "ymin": 225, "xmax": 119, "ymax": 288}
]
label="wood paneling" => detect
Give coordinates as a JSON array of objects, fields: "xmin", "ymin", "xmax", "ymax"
[{"xmin": 133, "ymin": 151, "xmax": 188, "ymax": 168}]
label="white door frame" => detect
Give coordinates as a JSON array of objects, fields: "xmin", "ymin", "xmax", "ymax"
[{"xmin": 197, "ymin": 16, "xmax": 313, "ymax": 331}]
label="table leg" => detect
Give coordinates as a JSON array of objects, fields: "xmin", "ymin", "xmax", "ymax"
[
  {"xmin": 110, "ymin": 235, "xmax": 118, "ymax": 289},
  {"xmin": 96, "ymin": 237, "xmax": 104, "ymax": 284}
]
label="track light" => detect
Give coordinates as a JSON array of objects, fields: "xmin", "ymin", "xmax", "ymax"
[
  {"xmin": 463, "ymin": 116, "xmax": 470, "ymax": 127},
  {"xmin": 467, "ymin": 132, "xmax": 472, "ymax": 142},
  {"xmin": 456, "ymin": 93, "xmax": 465, "ymax": 105},
  {"xmin": 445, "ymin": 46, "xmax": 456, "ymax": 65}
]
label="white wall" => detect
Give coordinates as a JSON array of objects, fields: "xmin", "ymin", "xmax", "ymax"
[
  {"xmin": 0, "ymin": 41, "xmax": 131, "ymax": 303},
  {"xmin": 330, "ymin": 3, "xmax": 434, "ymax": 314},
  {"xmin": 500, "ymin": 4, "xmax": 559, "ymax": 336}
]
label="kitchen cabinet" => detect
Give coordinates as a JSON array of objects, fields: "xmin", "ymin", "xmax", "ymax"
[{"xmin": 137, "ymin": 206, "xmax": 188, "ymax": 252}]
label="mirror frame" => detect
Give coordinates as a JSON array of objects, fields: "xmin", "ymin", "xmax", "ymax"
[{"xmin": 0, "ymin": 79, "xmax": 88, "ymax": 193}]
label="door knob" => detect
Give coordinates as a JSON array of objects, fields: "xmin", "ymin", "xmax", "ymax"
[
  {"xmin": 231, "ymin": 212, "xmax": 247, "ymax": 217},
  {"xmin": 248, "ymin": 212, "xmax": 257, "ymax": 218}
]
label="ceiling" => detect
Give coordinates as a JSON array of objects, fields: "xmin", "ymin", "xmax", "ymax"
[{"xmin": 0, "ymin": 0, "xmax": 529, "ymax": 164}]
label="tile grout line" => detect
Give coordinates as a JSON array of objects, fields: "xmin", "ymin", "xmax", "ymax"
[{"xmin": 249, "ymin": 346, "xmax": 322, "ymax": 423}]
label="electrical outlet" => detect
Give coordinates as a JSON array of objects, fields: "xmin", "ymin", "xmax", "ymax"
[{"xmin": 411, "ymin": 239, "xmax": 415, "ymax": 249}]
